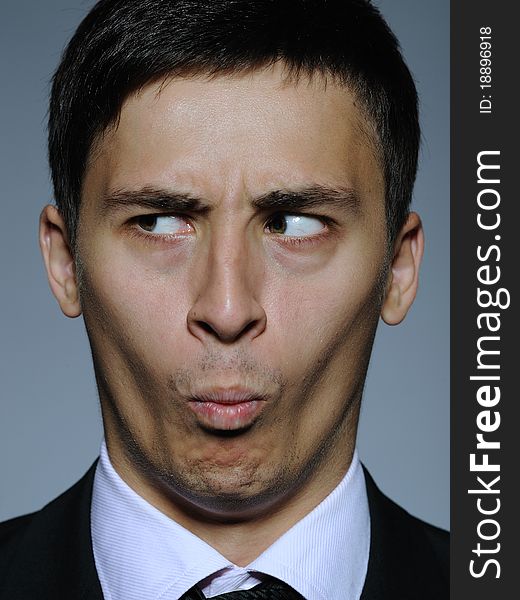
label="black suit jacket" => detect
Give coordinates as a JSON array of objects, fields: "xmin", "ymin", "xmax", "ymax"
[{"xmin": 0, "ymin": 463, "xmax": 448, "ymax": 599}]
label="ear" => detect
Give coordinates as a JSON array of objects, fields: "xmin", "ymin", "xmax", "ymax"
[
  {"xmin": 381, "ymin": 211, "xmax": 424, "ymax": 326},
  {"xmin": 39, "ymin": 205, "xmax": 82, "ymax": 318}
]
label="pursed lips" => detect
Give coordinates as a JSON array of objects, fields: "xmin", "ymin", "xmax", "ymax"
[{"xmin": 187, "ymin": 388, "xmax": 269, "ymax": 431}]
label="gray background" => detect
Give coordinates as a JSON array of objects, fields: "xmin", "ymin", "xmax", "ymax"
[{"xmin": 0, "ymin": 0, "xmax": 449, "ymax": 529}]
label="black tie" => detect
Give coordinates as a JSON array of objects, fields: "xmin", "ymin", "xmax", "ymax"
[{"xmin": 180, "ymin": 578, "xmax": 305, "ymax": 599}]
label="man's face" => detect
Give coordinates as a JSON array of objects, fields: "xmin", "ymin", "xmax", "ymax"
[{"xmin": 72, "ymin": 66, "xmax": 390, "ymax": 516}]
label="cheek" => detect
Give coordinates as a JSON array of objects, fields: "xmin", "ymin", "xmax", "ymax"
[
  {"xmin": 267, "ymin": 258, "xmax": 383, "ymax": 356},
  {"xmin": 80, "ymin": 248, "xmax": 192, "ymax": 370}
]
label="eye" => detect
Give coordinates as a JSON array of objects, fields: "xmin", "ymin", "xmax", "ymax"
[
  {"xmin": 136, "ymin": 214, "xmax": 193, "ymax": 235},
  {"xmin": 266, "ymin": 214, "xmax": 325, "ymax": 237}
]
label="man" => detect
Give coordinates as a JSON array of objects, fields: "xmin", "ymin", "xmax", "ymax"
[{"xmin": 0, "ymin": 1, "xmax": 448, "ymax": 598}]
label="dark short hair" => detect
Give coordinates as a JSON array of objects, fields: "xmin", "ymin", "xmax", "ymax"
[{"xmin": 49, "ymin": 0, "xmax": 419, "ymax": 248}]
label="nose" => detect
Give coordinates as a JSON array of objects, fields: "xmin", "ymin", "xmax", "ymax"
[{"xmin": 187, "ymin": 230, "xmax": 267, "ymax": 344}]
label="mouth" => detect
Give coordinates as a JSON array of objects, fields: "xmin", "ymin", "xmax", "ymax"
[{"xmin": 187, "ymin": 387, "xmax": 268, "ymax": 431}]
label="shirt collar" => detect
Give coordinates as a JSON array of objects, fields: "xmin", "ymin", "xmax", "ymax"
[{"xmin": 91, "ymin": 441, "xmax": 369, "ymax": 600}]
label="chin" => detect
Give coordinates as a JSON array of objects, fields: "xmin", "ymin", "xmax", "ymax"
[
  {"xmin": 173, "ymin": 477, "xmax": 293, "ymax": 521},
  {"xmin": 149, "ymin": 450, "xmax": 294, "ymax": 517}
]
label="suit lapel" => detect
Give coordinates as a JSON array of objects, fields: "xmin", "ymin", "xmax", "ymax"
[
  {"xmin": 360, "ymin": 467, "xmax": 448, "ymax": 600},
  {"xmin": 1, "ymin": 462, "xmax": 103, "ymax": 600}
]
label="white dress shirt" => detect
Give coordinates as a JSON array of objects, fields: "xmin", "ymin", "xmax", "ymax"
[{"xmin": 91, "ymin": 440, "xmax": 370, "ymax": 600}]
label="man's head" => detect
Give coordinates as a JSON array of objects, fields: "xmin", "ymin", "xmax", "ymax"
[{"xmin": 40, "ymin": 0, "xmax": 423, "ymax": 524}]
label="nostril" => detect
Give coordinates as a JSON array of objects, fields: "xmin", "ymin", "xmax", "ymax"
[
  {"xmin": 240, "ymin": 320, "xmax": 258, "ymax": 337},
  {"xmin": 190, "ymin": 312, "xmax": 264, "ymax": 344},
  {"xmin": 198, "ymin": 321, "xmax": 215, "ymax": 335}
]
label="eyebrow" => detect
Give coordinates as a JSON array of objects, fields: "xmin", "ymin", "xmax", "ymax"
[
  {"xmin": 100, "ymin": 187, "xmax": 208, "ymax": 215},
  {"xmin": 99, "ymin": 184, "xmax": 361, "ymax": 215},
  {"xmin": 252, "ymin": 186, "xmax": 360, "ymax": 213}
]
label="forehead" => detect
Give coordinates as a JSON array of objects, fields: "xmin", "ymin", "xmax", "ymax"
[{"xmin": 84, "ymin": 65, "xmax": 384, "ymax": 210}]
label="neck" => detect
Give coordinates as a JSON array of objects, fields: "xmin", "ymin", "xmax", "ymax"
[{"xmin": 106, "ymin": 432, "xmax": 356, "ymax": 566}]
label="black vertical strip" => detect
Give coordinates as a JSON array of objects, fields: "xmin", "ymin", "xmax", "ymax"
[{"xmin": 452, "ymin": 1, "xmax": 519, "ymax": 598}]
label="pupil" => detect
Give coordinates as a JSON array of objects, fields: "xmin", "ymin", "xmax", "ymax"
[
  {"xmin": 270, "ymin": 215, "xmax": 287, "ymax": 234},
  {"xmin": 139, "ymin": 215, "xmax": 157, "ymax": 231}
]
